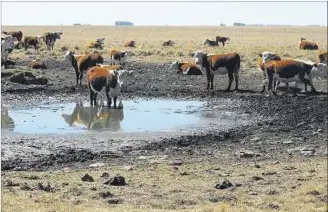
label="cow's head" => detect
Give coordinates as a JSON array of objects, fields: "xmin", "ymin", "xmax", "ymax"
[
  {"xmin": 301, "ymin": 37, "xmax": 306, "ymax": 42},
  {"xmin": 259, "ymin": 51, "xmax": 279, "ymax": 64},
  {"xmin": 312, "ymin": 63, "xmax": 328, "ymax": 79},
  {"xmin": 96, "ymin": 37, "xmax": 105, "ymax": 45},
  {"xmin": 169, "ymin": 61, "xmax": 180, "ymax": 71},
  {"xmin": 202, "ymin": 39, "xmax": 209, "ymax": 45},
  {"xmin": 194, "ymin": 51, "xmax": 207, "ymax": 66},
  {"xmin": 62, "ymin": 50, "xmax": 74, "ymax": 62},
  {"xmin": 55, "ymin": 31, "xmax": 63, "ymax": 39}
]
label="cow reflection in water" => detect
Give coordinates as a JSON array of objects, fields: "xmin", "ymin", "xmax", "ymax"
[
  {"xmin": 1, "ymin": 106, "xmax": 15, "ymax": 130},
  {"xmin": 61, "ymin": 102, "xmax": 124, "ymax": 131}
]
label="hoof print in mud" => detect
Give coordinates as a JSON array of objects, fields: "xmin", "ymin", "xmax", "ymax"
[
  {"xmin": 103, "ymin": 175, "xmax": 126, "ymax": 186},
  {"xmin": 81, "ymin": 174, "xmax": 95, "ymax": 182},
  {"xmin": 10, "ymin": 72, "xmax": 48, "ymax": 85}
]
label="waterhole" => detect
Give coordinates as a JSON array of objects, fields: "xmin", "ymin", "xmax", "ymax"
[{"xmin": 1, "ymin": 99, "xmax": 248, "ymax": 135}]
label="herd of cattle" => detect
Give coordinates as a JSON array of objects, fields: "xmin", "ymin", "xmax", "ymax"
[{"xmin": 1, "ymin": 29, "xmax": 328, "ymax": 108}]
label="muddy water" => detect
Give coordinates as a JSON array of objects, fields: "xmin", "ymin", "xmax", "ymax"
[{"xmin": 1, "ymin": 99, "xmax": 247, "ymax": 135}]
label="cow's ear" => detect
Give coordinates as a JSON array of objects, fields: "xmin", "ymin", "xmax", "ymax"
[
  {"xmin": 259, "ymin": 53, "xmax": 262, "ymax": 57},
  {"xmin": 314, "ymin": 63, "xmax": 318, "ymax": 67}
]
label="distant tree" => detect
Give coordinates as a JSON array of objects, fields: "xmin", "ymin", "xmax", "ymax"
[
  {"xmin": 115, "ymin": 21, "xmax": 134, "ymax": 26},
  {"xmin": 220, "ymin": 23, "xmax": 226, "ymax": 26},
  {"xmin": 73, "ymin": 23, "xmax": 81, "ymax": 26},
  {"xmin": 233, "ymin": 22, "xmax": 246, "ymax": 26}
]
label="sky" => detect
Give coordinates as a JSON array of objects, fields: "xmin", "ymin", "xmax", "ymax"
[{"xmin": 1, "ymin": 1, "xmax": 327, "ymax": 26}]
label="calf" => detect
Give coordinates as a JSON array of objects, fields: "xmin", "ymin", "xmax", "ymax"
[
  {"xmin": 258, "ymin": 51, "xmax": 282, "ymax": 91},
  {"xmin": 61, "ymin": 102, "xmax": 124, "ymax": 130},
  {"xmin": 43, "ymin": 31, "xmax": 63, "ymax": 51},
  {"xmin": 215, "ymin": 36, "xmax": 230, "ymax": 47},
  {"xmin": 109, "ymin": 49, "xmax": 130, "ymax": 65},
  {"xmin": 62, "ymin": 51, "xmax": 104, "ymax": 86},
  {"xmin": 28, "ymin": 59, "xmax": 47, "ymax": 69},
  {"xmin": 203, "ymin": 38, "xmax": 217, "ymax": 47},
  {"xmin": 1, "ymin": 35, "xmax": 16, "ymax": 68},
  {"xmin": 194, "ymin": 52, "xmax": 240, "ymax": 90},
  {"xmin": 87, "ymin": 67, "xmax": 123, "ymax": 108},
  {"xmin": 2, "ymin": 30, "xmax": 23, "ymax": 42},
  {"xmin": 169, "ymin": 61, "xmax": 204, "ymax": 75},
  {"xmin": 88, "ymin": 37, "xmax": 105, "ymax": 49},
  {"xmin": 163, "ymin": 40, "xmax": 175, "ymax": 47},
  {"xmin": 319, "ymin": 51, "xmax": 328, "ymax": 64},
  {"xmin": 262, "ymin": 59, "xmax": 328, "ymax": 95},
  {"xmin": 125, "ymin": 40, "xmax": 135, "ymax": 47},
  {"xmin": 23, "ymin": 36, "xmax": 42, "ymax": 51},
  {"xmin": 299, "ymin": 38, "xmax": 318, "ymax": 50}
]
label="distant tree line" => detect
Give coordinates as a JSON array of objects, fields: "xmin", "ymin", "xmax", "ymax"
[
  {"xmin": 115, "ymin": 21, "xmax": 134, "ymax": 26},
  {"xmin": 233, "ymin": 22, "xmax": 246, "ymax": 26}
]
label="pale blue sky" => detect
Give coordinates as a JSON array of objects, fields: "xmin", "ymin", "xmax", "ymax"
[{"xmin": 1, "ymin": 2, "xmax": 327, "ymax": 26}]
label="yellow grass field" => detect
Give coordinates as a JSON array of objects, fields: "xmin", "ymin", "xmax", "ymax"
[{"xmin": 2, "ymin": 25, "xmax": 327, "ymax": 68}]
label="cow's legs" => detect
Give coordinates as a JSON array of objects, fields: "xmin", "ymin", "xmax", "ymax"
[
  {"xmin": 210, "ymin": 75, "xmax": 214, "ymax": 90},
  {"xmin": 226, "ymin": 72, "xmax": 234, "ymax": 91},
  {"xmin": 234, "ymin": 71, "xmax": 239, "ymax": 91},
  {"xmin": 75, "ymin": 71, "xmax": 79, "ymax": 87},
  {"xmin": 206, "ymin": 73, "xmax": 211, "ymax": 90},
  {"xmin": 94, "ymin": 93, "xmax": 98, "ymax": 106},
  {"xmin": 89, "ymin": 86, "xmax": 94, "ymax": 106},
  {"xmin": 222, "ymin": 41, "xmax": 225, "ymax": 47},
  {"xmin": 113, "ymin": 97, "xmax": 118, "ymax": 108},
  {"xmin": 79, "ymin": 72, "xmax": 83, "ymax": 86},
  {"xmin": 261, "ymin": 71, "xmax": 268, "ymax": 93},
  {"xmin": 105, "ymin": 86, "xmax": 111, "ymax": 108},
  {"xmin": 299, "ymin": 74, "xmax": 316, "ymax": 93}
]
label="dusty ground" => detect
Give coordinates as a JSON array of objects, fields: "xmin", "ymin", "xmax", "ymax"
[{"xmin": 1, "ymin": 26, "xmax": 327, "ymax": 212}]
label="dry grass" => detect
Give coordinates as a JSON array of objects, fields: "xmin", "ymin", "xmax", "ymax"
[
  {"xmin": 2, "ymin": 156, "xmax": 327, "ymax": 212},
  {"xmin": 2, "ymin": 26, "xmax": 327, "ymax": 70}
]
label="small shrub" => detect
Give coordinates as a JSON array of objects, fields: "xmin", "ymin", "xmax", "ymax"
[{"xmin": 61, "ymin": 46, "xmax": 68, "ymax": 52}]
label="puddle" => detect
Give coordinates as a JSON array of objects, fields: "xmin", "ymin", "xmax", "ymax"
[{"xmin": 1, "ymin": 99, "xmax": 247, "ymax": 135}]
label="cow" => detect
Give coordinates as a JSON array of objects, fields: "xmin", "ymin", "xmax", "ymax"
[
  {"xmin": 203, "ymin": 38, "xmax": 218, "ymax": 47},
  {"xmin": 261, "ymin": 59, "xmax": 328, "ymax": 95},
  {"xmin": 87, "ymin": 66, "xmax": 123, "ymax": 108},
  {"xmin": 43, "ymin": 31, "xmax": 63, "ymax": 51},
  {"xmin": 61, "ymin": 102, "xmax": 124, "ymax": 130},
  {"xmin": 23, "ymin": 36, "xmax": 42, "ymax": 51},
  {"xmin": 1, "ymin": 35, "xmax": 16, "ymax": 68},
  {"xmin": 2, "ymin": 30, "xmax": 23, "ymax": 42},
  {"xmin": 62, "ymin": 51, "xmax": 104, "ymax": 87},
  {"xmin": 125, "ymin": 40, "xmax": 135, "ymax": 47},
  {"xmin": 88, "ymin": 37, "xmax": 105, "ymax": 49},
  {"xmin": 194, "ymin": 51, "xmax": 240, "ymax": 91},
  {"xmin": 163, "ymin": 40, "xmax": 175, "ymax": 47},
  {"xmin": 109, "ymin": 49, "xmax": 131, "ymax": 65},
  {"xmin": 299, "ymin": 38, "xmax": 318, "ymax": 50},
  {"xmin": 258, "ymin": 51, "xmax": 282, "ymax": 91},
  {"xmin": 319, "ymin": 51, "xmax": 328, "ymax": 64},
  {"xmin": 28, "ymin": 59, "xmax": 47, "ymax": 69},
  {"xmin": 216, "ymin": 36, "xmax": 230, "ymax": 47},
  {"xmin": 169, "ymin": 61, "xmax": 204, "ymax": 75}
]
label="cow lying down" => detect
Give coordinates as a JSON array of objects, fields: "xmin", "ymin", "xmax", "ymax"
[
  {"xmin": 169, "ymin": 61, "xmax": 204, "ymax": 75},
  {"xmin": 87, "ymin": 66, "xmax": 123, "ymax": 108},
  {"xmin": 261, "ymin": 59, "xmax": 328, "ymax": 95}
]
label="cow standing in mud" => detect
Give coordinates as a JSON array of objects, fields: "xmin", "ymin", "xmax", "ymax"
[
  {"xmin": 194, "ymin": 51, "xmax": 240, "ymax": 91},
  {"xmin": 62, "ymin": 51, "xmax": 104, "ymax": 86},
  {"xmin": 43, "ymin": 31, "xmax": 63, "ymax": 51},
  {"xmin": 260, "ymin": 58, "xmax": 328, "ymax": 95}
]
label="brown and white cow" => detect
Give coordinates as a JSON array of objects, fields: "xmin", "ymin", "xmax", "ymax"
[
  {"xmin": 203, "ymin": 38, "xmax": 218, "ymax": 47},
  {"xmin": 258, "ymin": 51, "xmax": 282, "ymax": 91},
  {"xmin": 109, "ymin": 49, "xmax": 131, "ymax": 65},
  {"xmin": 62, "ymin": 51, "xmax": 104, "ymax": 87},
  {"xmin": 23, "ymin": 36, "xmax": 42, "ymax": 51},
  {"xmin": 261, "ymin": 59, "xmax": 328, "ymax": 95},
  {"xmin": 299, "ymin": 38, "xmax": 318, "ymax": 50},
  {"xmin": 163, "ymin": 40, "xmax": 175, "ymax": 47},
  {"xmin": 319, "ymin": 51, "xmax": 328, "ymax": 65},
  {"xmin": 125, "ymin": 40, "xmax": 135, "ymax": 47},
  {"xmin": 43, "ymin": 31, "xmax": 63, "ymax": 51},
  {"xmin": 96, "ymin": 64, "xmax": 124, "ymax": 70},
  {"xmin": 88, "ymin": 37, "xmax": 105, "ymax": 49},
  {"xmin": 194, "ymin": 51, "xmax": 240, "ymax": 90},
  {"xmin": 87, "ymin": 66, "xmax": 123, "ymax": 108},
  {"xmin": 2, "ymin": 30, "xmax": 23, "ymax": 42},
  {"xmin": 169, "ymin": 61, "xmax": 204, "ymax": 75},
  {"xmin": 215, "ymin": 36, "xmax": 230, "ymax": 47}
]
